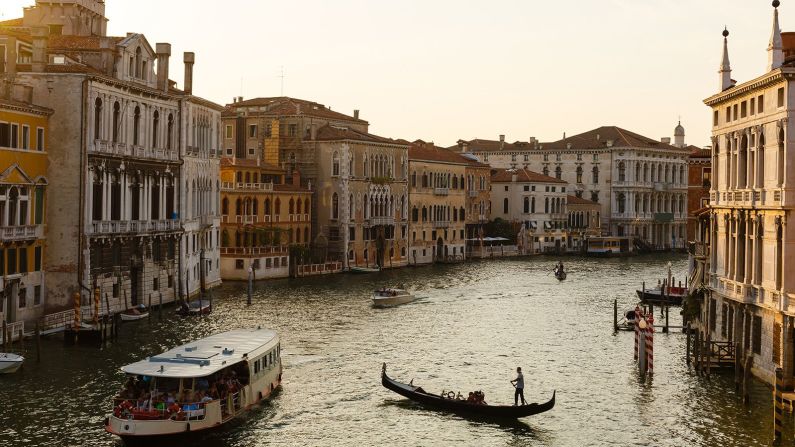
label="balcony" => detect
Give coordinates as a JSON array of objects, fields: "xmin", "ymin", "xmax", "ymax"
[
  {"xmin": 434, "ymin": 187, "xmax": 449, "ymax": 196},
  {"xmin": 220, "ymin": 246, "xmax": 288, "ymax": 257},
  {"xmin": 91, "ymin": 140, "xmax": 178, "ymax": 162},
  {"xmin": 90, "ymin": 219, "xmax": 181, "ymax": 235},
  {"xmin": 200, "ymin": 214, "xmax": 215, "ymax": 227},
  {"xmin": 220, "ymin": 181, "xmax": 274, "ymax": 191},
  {"xmin": 433, "ymin": 220, "xmax": 450, "ymax": 228},
  {"xmin": 0, "ymin": 224, "xmax": 44, "ymax": 242},
  {"xmin": 236, "ymin": 215, "xmax": 259, "ymax": 224},
  {"xmin": 369, "ymin": 216, "xmax": 395, "ymax": 226},
  {"xmin": 653, "ymin": 182, "xmax": 668, "ymax": 192},
  {"xmin": 468, "ymin": 190, "xmax": 479, "ymax": 198},
  {"xmin": 289, "ymin": 214, "xmax": 310, "ymax": 222}
]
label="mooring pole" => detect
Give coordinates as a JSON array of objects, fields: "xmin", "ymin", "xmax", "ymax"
[
  {"xmin": 613, "ymin": 299, "xmax": 618, "ymax": 333},
  {"xmin": 35, "ymin": 320, "xmax": 41, "ymax": 362},
  {"xmin": 686, "ymin": 326, "xmax": 691, "ymax": 367},
  {"xmin": 663, "ymin": 306, "xmax": 669, "ymax": 333},
  {"xmin": 1, "ymin": 320, "xmax": 6, "ymax": 352},
  {"xmin": 247, "ymin": 265, "xmax": 253, "ymax": 306},
  {"xmin": 148, "ymin": 293, "xmax": 152, "ymax": 320},
  {"xmin": 159, "ymin": 292, "xmax": 163, "ymax": 319},
  {"xmin": 774, "ymin": 367, "xmax": 783, "ymax": 445}
]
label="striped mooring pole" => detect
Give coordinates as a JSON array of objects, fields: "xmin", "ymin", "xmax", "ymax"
[
  {"xmin": 774, "ymin": 367, "xmax": 783, "ymax": 445},
  {"xmin": 646, "ymin": 314, "xmax": 654, "ymax": 376},
  {"xmin": 72, "ymin": 292, "xmax": 81, "ymax": 330}
]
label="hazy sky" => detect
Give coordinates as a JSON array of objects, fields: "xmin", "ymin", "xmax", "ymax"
[{"xmin": 0, "ymin": 1, "xmax": 786, "ymax": 147}]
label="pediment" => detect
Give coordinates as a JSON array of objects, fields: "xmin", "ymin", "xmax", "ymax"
[
  {"xmin": 0, "ymin": 164, "xmax": 35, "ymax": 185},
  {"xmin": 117, "ymin": 33, "xmax": 155, "ymax": 59}
]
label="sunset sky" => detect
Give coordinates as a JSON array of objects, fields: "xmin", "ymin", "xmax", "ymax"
[{"xmin": 0, "ymin": 0, "xmax": 785, "ymax": 147}]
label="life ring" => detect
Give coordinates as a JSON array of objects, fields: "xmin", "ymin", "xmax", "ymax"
[{"xmin": 446, "ymin": 391, "xmax": 455, "ymax": 399}]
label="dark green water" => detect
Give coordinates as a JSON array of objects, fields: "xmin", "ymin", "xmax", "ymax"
[{"xmin": 0, "ymin": 255, "xmax": 784, "ymax": 446}]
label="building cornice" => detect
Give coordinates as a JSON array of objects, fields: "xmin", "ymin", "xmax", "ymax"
[{"xmin": 703, "ymin": 68, "xmax": 793, "ymax": 106}]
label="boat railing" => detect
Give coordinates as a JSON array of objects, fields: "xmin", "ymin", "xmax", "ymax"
[
  {"xmin": 222, "ymin": 390, "xmax": 244, "ymax": 417},
  {"xmin": 111, "ymin": 397, "xmax": 209, "ymax": 421}
]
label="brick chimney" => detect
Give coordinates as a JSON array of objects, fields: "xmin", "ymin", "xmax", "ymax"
[
  {"xmin": 499, "ymin": 134, "xmax": 505, "ymax": 150},
  {"xmin": 155, "ymin": 43, "xmax": 171, "ymax": 93},
  {"xmin": 31, "ymin": 27, "xmax": 49, "ymax": 72},
  {"xmin": 353, "ymin": 109, "xmax": 360, "ymax": 120},
  {"xmin": 183, "ymin": 52, "xmax": 195, "ymax": 95}
]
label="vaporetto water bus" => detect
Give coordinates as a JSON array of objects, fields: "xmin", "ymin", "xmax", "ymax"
[{"xmin": 105, "ymin": 328, "xmax": 282, "ymax": 441}]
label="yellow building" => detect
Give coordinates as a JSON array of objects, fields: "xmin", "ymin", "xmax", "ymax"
[
  {"xmin": 219, "ymin": 157, "xmax": 311, "ymax": 280},
  {"xmin": 0, "ymin": 92, "xmax": 51, "ymax": 328}
]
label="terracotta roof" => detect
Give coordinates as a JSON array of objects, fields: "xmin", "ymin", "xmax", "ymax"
[
  {"xmin": 315, "ymin": 124, "xmax": 404, "ymax": 145},
  {"xmin": 47, "ymin": 35, "xmax": 124, "ymax": 50},
  {"xmin": 409, "ymin": 141, "xmax": 469, "ymax": 164},
  {"xmin": 539, "ymin": 126, "xmax": 687, "ymax": 152},
  {"xmin": 692, "ymin": 206, "xmax": 711, "ymax": 216},
  {"xmin": 0, "ymin": 97, "xmax": 53, "ymax": 115},
  {"xmin": 490, "ymin": 168, "xmax": 567, "ymax": 184},
  {"xmin": 15, "ymin": 62, "xmax": 103, "ymax": 74},
  {"xmin": 566, "ymin": 195, "xmax": 598, "ymax": 206},
  {"xmin": 447, "ymin": 138, "xmax": 536, "ymax": 153},
  {"xmin": 688, "ymin": 145, "xmax": 710, "ymax": 158},
  {"xmin": 0, "ymin": 18, "xmax": 23, "ymax": 27},
  {"xmin": 274, "ymin": 183, "xmax": 312, "ymax": 193},
  {"xmin": 224, "ymin": 97, "xmax": 367, "ymax": 123}
]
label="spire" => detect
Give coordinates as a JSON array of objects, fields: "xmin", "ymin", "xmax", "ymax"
[
  {"xmin": 720, "ymin": 28, "xmax": 733, "ymax": 91},
  {"xmin": 769, "ymin": 0, "xmax": 784, "ymax": 71}
]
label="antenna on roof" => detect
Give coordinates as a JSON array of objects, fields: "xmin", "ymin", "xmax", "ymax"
[{"xmin": 279, "ymin": 66, "xmax": 286, "ymax": 96}]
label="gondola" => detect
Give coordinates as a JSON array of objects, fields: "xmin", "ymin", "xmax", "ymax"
[
  {"xmin": 554, "ymin": 269, "xmax": 566, "ymax": 281},
  {"xmin": 381, "ymin": 363, "xmax": 555, "ymax": 419}
]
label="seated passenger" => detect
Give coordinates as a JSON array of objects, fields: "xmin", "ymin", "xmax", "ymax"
[{"xmin": 467, "ymin": 392, "xmax": 476, "ymax": 403}]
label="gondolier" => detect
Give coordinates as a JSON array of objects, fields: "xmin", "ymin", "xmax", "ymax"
[{"xmin": 510, "ymin": 367, "xmax": 526, "ymax": 406}]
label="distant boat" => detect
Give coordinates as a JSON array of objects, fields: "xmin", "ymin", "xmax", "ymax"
[
  {"xmin": 381, "ymin": 363, "xmax": 555, "ymax": 419},
  {"xmin": 0, "ymin": 352, "xmax": 24, "ymax": 374},
  {"xmin": 120, "ymin": 304, "xmax": 149, "ymax": 321},
  {"xmin": 617, "ymin": 309, "xmax": 640, "ymax": 331},
  {"xmin": 349, "ymin": 266, "xmax": 380, "ymax": 274},
  {"xmin": 176, "ymin": 299, "xmax": 212, "ymax": 316},
  {"xmin": 554, "ymin": 268, "xmax": 567, "ymax": 281},
  {"xmin": 372, "ymin": 288, "xmax": 416, "ymax": 307},
  {"xmin": 636, "ymin": 286, "xmax": 686, "ymax": 305}
]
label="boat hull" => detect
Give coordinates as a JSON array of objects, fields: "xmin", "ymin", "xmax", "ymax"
[
  {"xmin": 372, "ymin": 294, "xmax": 416, "ymax": 307},
  {"xmin": 555, "ymin": 271, "xmax": 566, "ymax": 281},
  {"xmin": 0, "ymin": 353, "xmax": 24, "ymax": 373},
  {"xmin": 381, "ymin": 365, "xmax": 554, "ymax": 419},
  {"xmin": 349, "ymin": 267, "xmax": 380, "ymax": 274},
  {"xmin": 636, "ymin": 290, "xmax": 685, "ymax": 305},
  {"xmin": 120, "ymin": 312, "xmax": 149, "ymax": 321}
]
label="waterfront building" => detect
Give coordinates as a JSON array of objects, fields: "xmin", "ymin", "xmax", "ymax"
[
  {"xmin": 407, "ymin": 140, "xmax": 468, "ymax": 264},
  {"xmin": 0, "ymin": 0, "xmax": 221, "ymax": 313},
  {"xmin": 452, "ymin": 125, "xmax": 690, "ymax": 248},
  {"xmin": 0, "ymin": 84, "xmax": 51, "ymax": 327},
  {"xmin": 687, "ymin": 146, "xmax": 711, "ymax": 241},
  {"xmin": 696, "ymin": 2, "xmax": 795, "ymax": 386},
  {"xmin": 566, "ymin": 194, "xmax": 602, "ymax": 239},
  {"xmin": 462, "ymin": 152, "xmax": 491, "ymax": 245},
  {"xmin": 490, "ymin": 168, "xmax": 571, "ymax": 253},
  {"xmin": 218, "ymin": 157, "xmax": 311, "ymax": 280}
]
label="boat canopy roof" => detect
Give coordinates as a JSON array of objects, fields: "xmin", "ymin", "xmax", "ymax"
[{"xmin": 121, "ymin": 328, "xmax": 278, "ymax": 379}]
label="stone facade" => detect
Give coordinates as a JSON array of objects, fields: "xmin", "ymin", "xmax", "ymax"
[{"xmin": 687, "ymin": 146, "xmax": 711, "ymax": 241}]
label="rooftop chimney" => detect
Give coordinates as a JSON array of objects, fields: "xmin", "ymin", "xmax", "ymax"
[
  {"xmin": 31, "ymin": 27, "xmax": 49, "ymax": 72},
  {"xmin": 661, "ymin": 137, "xmax": 671, "ymax": 144},
  {"xmin": 155, "ymin": 43, "xmax": 171, "ymax": 93},
  {"xmin": 183, "ymin": 52, "xmax": 195, "ymax": 95},
  {"xmin": 499, "ymin": 134, "xmax": 505, "ymax": 150},
  {"xmin": 354, "ymin": 109, "xmax": 360, "ymax": 119}
]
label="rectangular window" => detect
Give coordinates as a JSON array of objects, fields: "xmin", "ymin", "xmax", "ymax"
[
  {"xmin": 750, "ymin": 97, "xmax": 756, "ymax": 115},
  {"xmin": 523, "ymin": 185, "xmax": 529, "ymax": 191},
  {"xmin": 758, "ymin": 94, "xmax": 764, "ymax": 113},
  {"xmin": 725, "ymin": 106, "xmax": 731, "ymax": 122},
  {"xmin": 34, "ymin": 246, "xmax": 41, "ymax": 271},
  {"xmin": 732, "ymin": 104, "xmax": 738, "ymax": 121},
  {"xmin": 504, "ymin": 186, "xmax": 508, "ymax": 191},
  {"xmin": 349, "ymin": 226, "xmax": 355, "ymax": 241},
  {"xmin": 248, "ymin": 124, "xmax": 257, "ymax": 138},
  {"xmin": 235, "ymin": 259, "xmax": 244, "ymax": 269},
  {"xmin": 113, "ymin": 282, "xmax": 120, "ymax": 298},
  {"xmin": 152, "ymin": 277, "xmax": 159, "ymax": 291},
  {"xmin": 225, "ymin": 125, "xmax": 233, "ymax": 139},
  {"xmin": 36, "ymin": 128, "xmax": 44, "ymax": 151},
  {"xmin": 713, "ymin": 110, "xmax": 718, "ymax": 126},
  {"xmin": 18, "ymin": 289, "xmax": 26, "ymax": 308},
  {"xmin": 10, "ymin": 124, "xmax": 18, "ymax": 148},
  {"xmin": 34, "ymin": 285, "xmax": 41, "ymax": 306},
  {"xmin": 0, "ymin": 122, "xmax": 8, "ymax": 147},
  {"xmin": 288, "ymin": 124, "xmax": 297, "ymax": 137},
  {"xmin": 18, "ymin": 247, "xmax": 27, "ymax": 273},
  {"xmin": 740, "ymin": 101, "xmax": 747, "ymax": 118},
  {"xmin": 778, "ymin": 87, "xmax": 785, "ymax": 108},
  {"xmin": 22, "ymin": 125, "xmax": 29, "ymax": 149},
  {"xmin": 752, "ymin": 315, "xmax": 762, "ymax": 354},
  {"xmin": 253, "ymin": 259, "xmax": 260, "ymax": 269},
  {"xmin": 0, "ymin": 248, "xmax": 4, "ymax": 275}
]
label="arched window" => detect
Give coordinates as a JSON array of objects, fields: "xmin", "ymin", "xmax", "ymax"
[
  {"xmin": 778, "ymin": 128, "xmax": 785, "ymax": 186},
  {"xmin": 460, "ymin": 207, "xmax": 465, "ymax": 221},
  {"xmin": 112, "ymin": 102, "xmax": 120, "ymax": 143},
  {"xmin": 452, "ymin": 176, "xmax": 458, "ymax": 189},
  {"xmin": 618, "ymin": 162, "xmax": 626, "ymax": 182},
  {"xmin": 531, "ymin": 197, "xmax": 535, "ymax": 213},
  {"xmin": 297, "ymin": 198, "xmax": 303, "ymax": 215},
  {"xmin": 523, "ymin": 197, "xmax": 529, "ymax": 213},
  {"xmin": 332, "ymin": 193, "xmax": 339, "ymax": 219},
  {"xmin": 304, "ymin": 227, "xmax": 309, "ymax": 244},
  {"xmin": 275, "ymin": 198, "xmax": 281, "ymax": 214},
  {"xmin": 289, "ymin": 198, "xmax": 295, "ymax": 214},
  {"xmin": 576, "ymin": 166, "xmax": 583, "ymax": 183},
  {"xmin": 643, "ymin": 163, "xmax": 648, "ymax": 182},
  {"xmin": 133, "ymin": 106, "xmax": 141, "ymax": 146},
  {"xmin": 245, "ymin": 172, "xmax": 250, "ymax": 184},
  {"xmin": 555, "ymin": 166, "xmax": 562, "ymax": 179},
  {"xmin": 679, "ymin": 165, "xmax": 685, "ymax": 185},
  {"xmin": 222, "ymin": 197, "xmax": 228, "ymax": 215},
  {"xmin": 235, "ymin": 198, "xmax": 242, "ymax": 216},
  {"xmin": 221, "ymin": 230, "xmax": 229, "ymax": 247},
  {"xmin": 545, "ymin": 197, "xmax": 549, "ymax": 213},
  {"xmin": 152, "ymin": 110, "xmax": 159, "ymax": 148},
  {"xmin": 543, "ymin": 166, "xmax": 549, "ymax": 177},
  {"xmin": 264, "ymin": 198, "xmax": 271, "ymax": 215},
  {"xmin": 618, "ymin": 193, "xmax": 626, "ymax": 214},
  {"xmin": 167, "ymin": 114, "xmax": 174, "ymax": 150},
  {"xmin": 253, "ymin": 198, "xmax": 258, "ymax": 215},
  {"xmin": 592, "ymin": 166, "xmax": 599, "ymax": 183},
  {"xmin": 332, "ymin": 152, "xmax": 340, "ymax": 176},
  {"xmin": 758, "ymin": 133, "xmax": 766, "ymax": 187},
  {"xmin": 135, "ymin": 47, "xmax": 142, "ymax": 78},
  {"xmin": 94, "ymin": 98, "xmax": 103, "ymax": 140}
]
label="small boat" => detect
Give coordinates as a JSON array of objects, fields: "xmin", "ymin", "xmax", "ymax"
[
  {"xmin": 636, "ymin": 286, "xmax": 686, "ymax": 305},
  {"xmin": 617, "ymin": 309, "xmax": 640, "ymax": 331},
  {"xmin": 0, "ymin": 352, "xmax": 24, "ymax": 373},
  {"xmin": 105, "ymin": 328, "xmax": 282, "ymax": 441},
  {"xmin": 176, "ymin": 300, "xmax": 212, "ymax": 316},
  {"xmin": 372, "ymin": 288, "xmax": 416, "ymax": 307},
  {"xmin": 120, "ymin": 304, "xmax": 149, "ymax": 321},
  {"xmin": 554, "ymin": 268, "xmax": 567, "ymax": 281},
  {"xmin": 349, "ymin": 266, "xmax": 380, "ymax": 274},
  {"xmin": 381, "ymin": 363, "xmax": 555, "ymax": 419}
]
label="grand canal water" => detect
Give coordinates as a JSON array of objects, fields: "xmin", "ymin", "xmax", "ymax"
[{"xmin": 0, "ymin": 254, "xmax": 786, "ymax": 446}]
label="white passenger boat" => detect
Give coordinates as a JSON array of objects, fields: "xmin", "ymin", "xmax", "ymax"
[
  {"xmin": 0, "ymin": 353, "xmax": 24, "ymax": 373},
  {"xmin": 372, "ymin": 288, "xmax": 416, "ymax": 307},
  {"xmin": 105, "ymin": 328, "xmax": 282, "ymax": 440},
  {"xmin": 120, "ymin": 304, "xmax": 149, "ymax": 321}
]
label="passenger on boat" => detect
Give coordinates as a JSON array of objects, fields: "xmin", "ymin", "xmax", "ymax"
[
  {"xmin": 199, "ymin": 391, "xmax": 214, "ymax": 403},
  {"xmin": 466, "ymin": 392, "xmax": 476, "ymax": 403},
  {"xmin": 167, "ymin": 401, "xmax": 183, "ymax": 420}
]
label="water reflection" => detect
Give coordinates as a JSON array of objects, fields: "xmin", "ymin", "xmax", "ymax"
[{"xmin": 0, "ymin": 254, "xmax": 785, "ymax": 446}]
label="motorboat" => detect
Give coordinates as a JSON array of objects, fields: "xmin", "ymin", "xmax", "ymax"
[
  {"xmin": 381, "ymin": 364, "xmax": 555, "ymax": 419},
  {"xmin": 350, "ymin": 266, "xmax": 380, "ymax": 274},
  {"xmin": 176, "ymin": 300, "xmax": 212, "ymax": 316},
  {"xmin": 0, "ymin": 353, "xmax": 24, "ymax": 373},
  {"xmin": 120, "ymin": 304, "xmax": 149, "ymax": 321},
  {"xmin": 105, "ymin": 328, "xmax": 282, "ymax": 441},
  {"xmin": 372, "ymin": 288, "xmax": 416, "ymax": 307}
]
